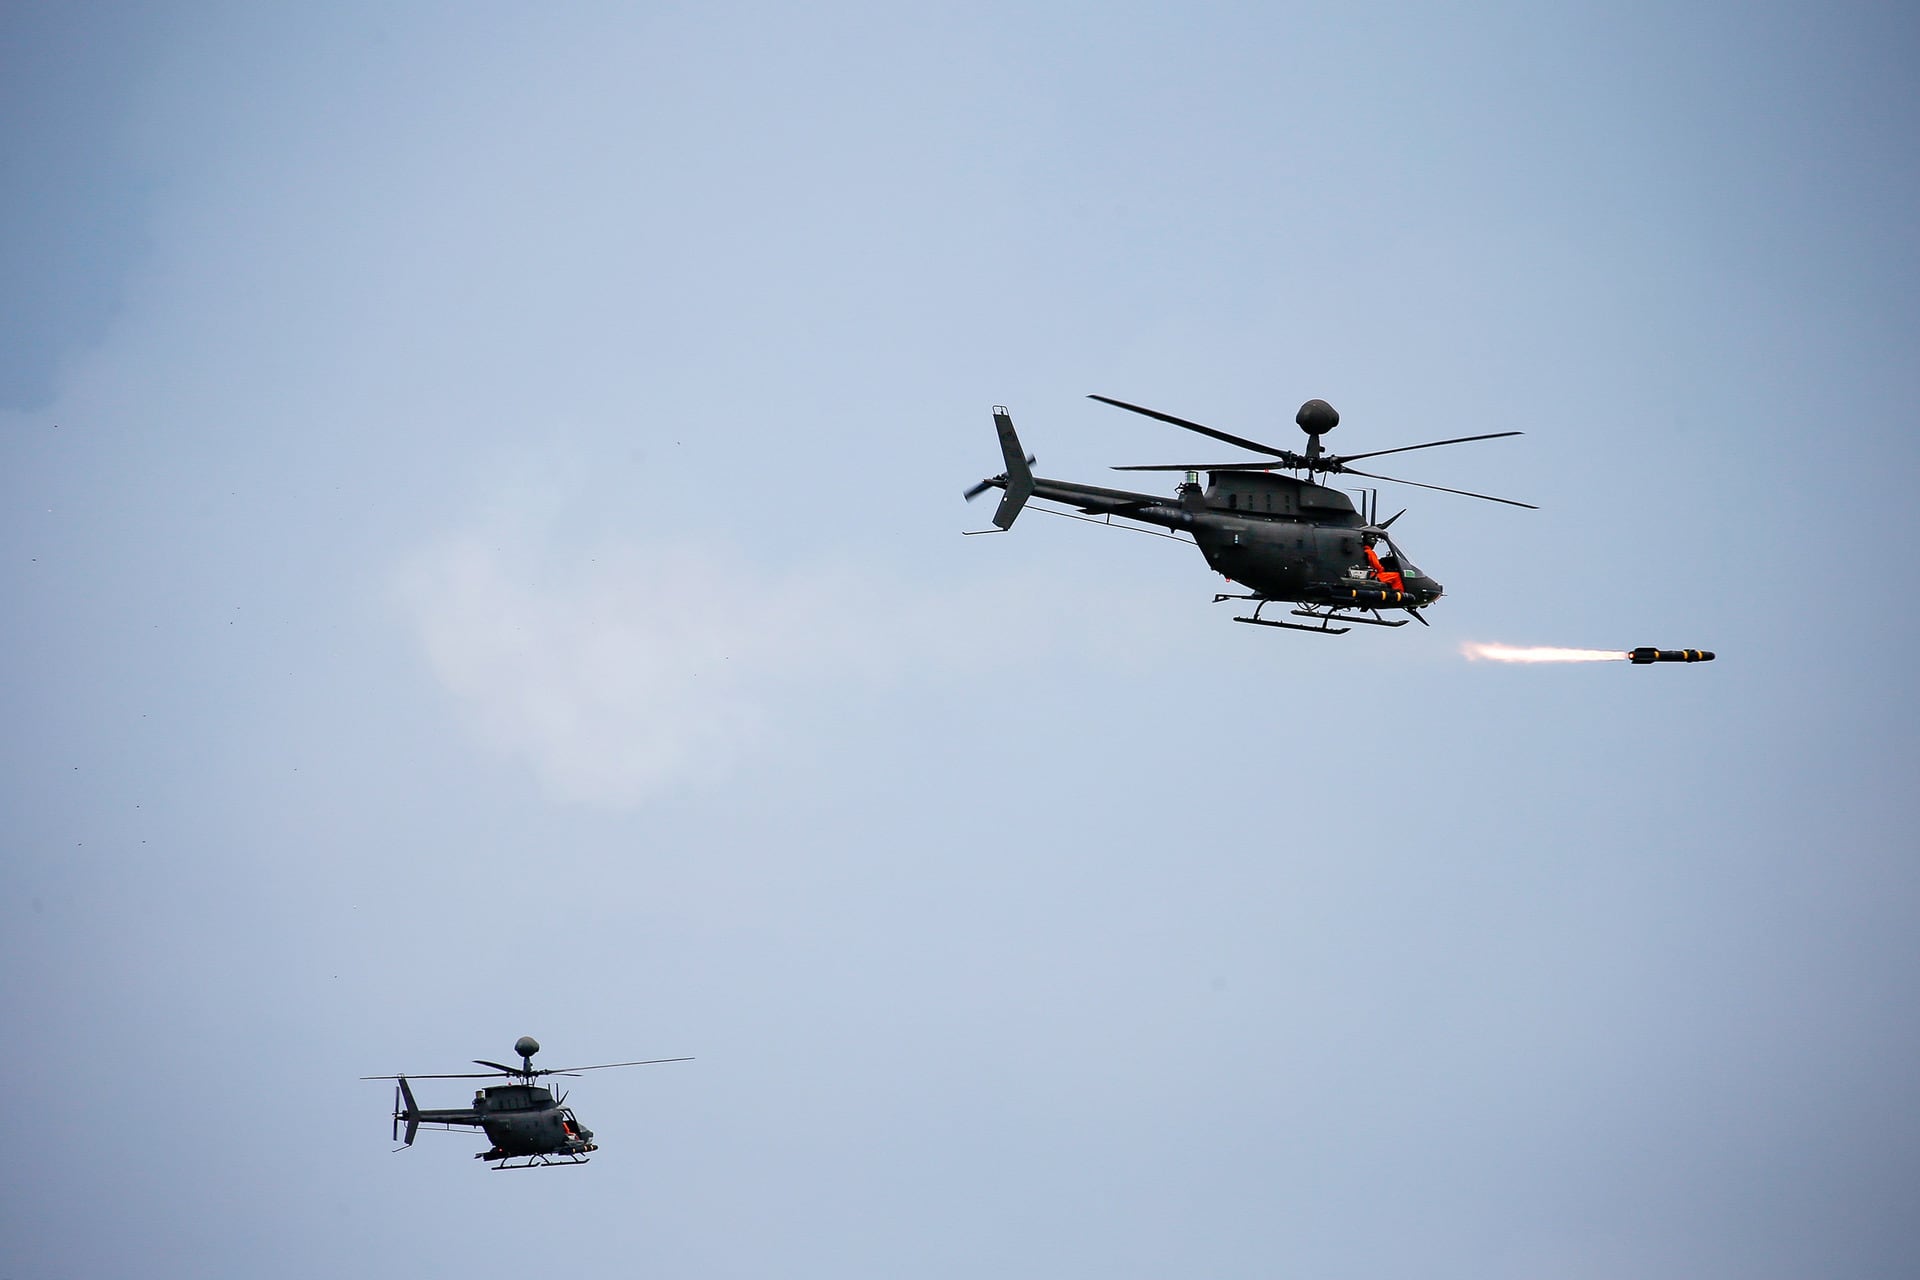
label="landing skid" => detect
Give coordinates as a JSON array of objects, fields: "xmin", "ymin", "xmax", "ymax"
[
  {"xmin": 1213, "ymin": 593, "xmax": 1411, "ymax": 635},
  {"xmin": 487, "ymin": 1152, "xmax": 592, "ymax": 1170},
  {"xmin": 1235, "ymin": 612, "xmax": 1350, "ymax": 635}
]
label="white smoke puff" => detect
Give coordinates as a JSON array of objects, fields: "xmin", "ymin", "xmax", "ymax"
[{"xmin": 394, "ymin": 525, "xmax": 1177, "ymax": 807}]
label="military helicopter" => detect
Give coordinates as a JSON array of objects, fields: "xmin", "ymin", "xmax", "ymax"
[
  {"xmin": 963, "ymin": 395, "xmax": 1534, "ymax": 634},
  {"xmin": 361, "ymin": 1036, "xmax": 692, "ymax": 1170}
]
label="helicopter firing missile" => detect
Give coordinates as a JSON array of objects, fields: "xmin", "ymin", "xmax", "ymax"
[{"xmin": 1627, "ymin": 648, "xmax": 1715, "ymax": 664}]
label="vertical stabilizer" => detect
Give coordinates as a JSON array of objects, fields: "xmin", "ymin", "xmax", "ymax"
[
  {"xmin": 991, "ymin": 406, "xmax": 1035, "ymax": 530},
  {"xmin": 397, "ymin": 1078, "xmax": 421, "ymax": 1149}
]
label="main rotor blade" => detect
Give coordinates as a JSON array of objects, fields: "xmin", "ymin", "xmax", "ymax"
[
  {"xmin": 1338, "ymin": 466, "xmax": 1538, "ymax": 509},
  {"xmin": 1110, "ymin": 460, "xmax": 1302, "ymax": 472},
  {"xmin": 473, "ymin": 1060, "xmax": 523, "ymax": 1073},
  {"xmin": 1329, "ymin": 430, "xmax": 1523, "ymax": 465},
  {"xmin": 538, "ymin": 1057, "xmax": 696, "ymax": 1074},
  {"xmin": 361, "ymin": 1071, "xmax": 503, "ymax": 1080},
  {"xmin": 1087, "ymin": 395, "xmax": 1289, "ymax": 458}
]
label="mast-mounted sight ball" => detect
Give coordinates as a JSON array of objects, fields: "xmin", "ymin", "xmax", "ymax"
[
  {"xmin": 514, "ymin": 1036, "xmax": 541, "ymax": 1059},
  {"xmin": 1295, "ymin": 399, "xmax": 1339, "ymax": 435}
]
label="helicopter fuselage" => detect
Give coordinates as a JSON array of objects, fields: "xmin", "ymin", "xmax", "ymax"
[
  {"xmin": 1006, "ymin": 469, "xmax": 1444, "ymax": 609},
  {"xmin": 471, "ymin": 1084, "xmax": 596, "ymax": 1157},
  {"xmin": 402, "ymin": 1081, "xmax": 598, "ymax": 1162}
]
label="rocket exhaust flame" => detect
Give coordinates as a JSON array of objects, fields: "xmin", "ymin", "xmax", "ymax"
[
  {"xmin": 1460, "ymin": 642, "xmax": 1626, "ymax": 663},
  {"xmin": 1462, "ymin": 643, "xmax": 1716, "ymax": 664}
]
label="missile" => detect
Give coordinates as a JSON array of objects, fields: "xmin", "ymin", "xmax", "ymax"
[{"xmin": 1627, "ymin": 647, "xmax": 1715, "ymax": 664}]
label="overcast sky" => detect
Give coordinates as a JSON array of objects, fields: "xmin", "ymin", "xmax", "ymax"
[{"xmin": 5, "ymin": 3, "xmax": 1918, "ymax": 1277}]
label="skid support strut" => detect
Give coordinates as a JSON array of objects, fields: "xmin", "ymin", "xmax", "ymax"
[{"xmin": 489, "ymin": 1153, "xmax": 592, "ymax": 1170}]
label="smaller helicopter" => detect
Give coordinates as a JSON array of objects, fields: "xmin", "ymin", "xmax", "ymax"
[{"xmin": 361, "ymin": 1036, "xmax": 692, "ymax": 1170}]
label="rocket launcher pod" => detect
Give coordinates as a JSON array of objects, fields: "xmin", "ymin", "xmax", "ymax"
[{"xmin": 1627, "ymin": 648, "xmax": 1715, "ymax": 664}]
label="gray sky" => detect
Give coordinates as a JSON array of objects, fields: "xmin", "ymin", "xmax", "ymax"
[{"xmin": 5, "ymin": 3, "xmax": 1917, "ymax": 1277}]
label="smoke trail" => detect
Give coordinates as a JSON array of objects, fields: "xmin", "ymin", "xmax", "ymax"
[{"xmin": 1460, "ymin": 642, "xmax": 1626, "ymax": 663}]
